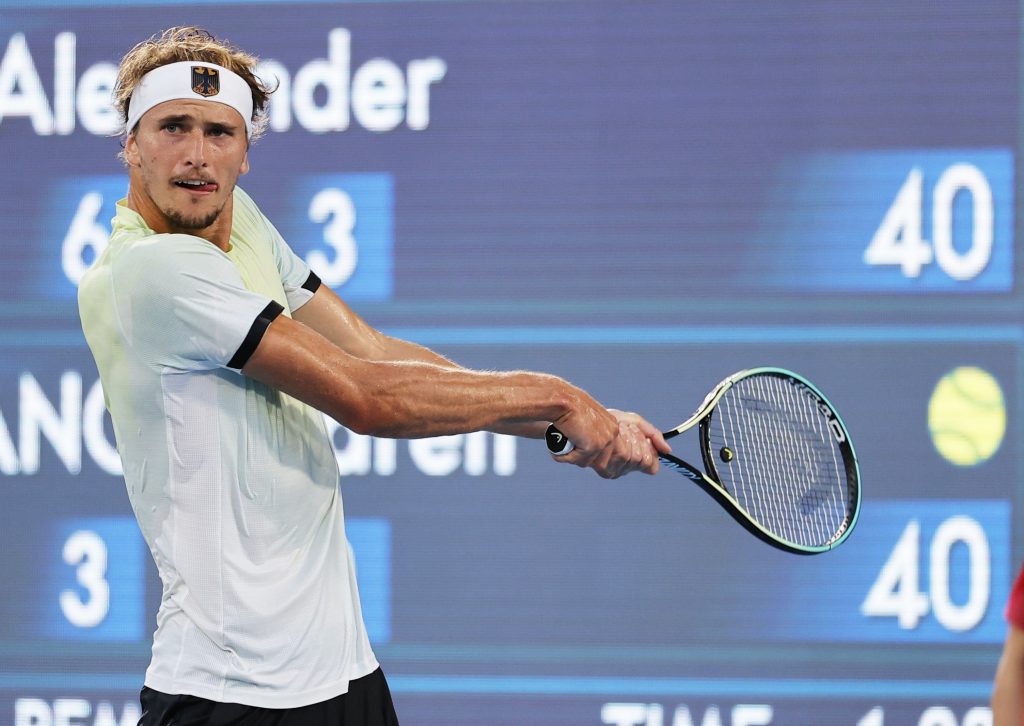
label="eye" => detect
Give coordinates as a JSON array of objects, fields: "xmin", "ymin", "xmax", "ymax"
[{"xmin": 162, "ymin": 122, "xmax": 180, "ymax": 133}]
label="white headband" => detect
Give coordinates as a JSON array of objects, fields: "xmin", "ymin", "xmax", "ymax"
[{"xmin": 126, "ymin": 61, "xmax": 254, "ymax": 137}]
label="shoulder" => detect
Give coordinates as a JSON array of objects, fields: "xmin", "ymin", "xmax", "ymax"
[
  {"xmin": 231, "ymin": 186, "xmax": 272, "ymax": 234},
  {"xmin": 110, "ymin": 234, "xmax": 237, "ymax": 300},
  {"xmin": 233, "ymin": 185, "xmax": 259, "ymax": 211}
]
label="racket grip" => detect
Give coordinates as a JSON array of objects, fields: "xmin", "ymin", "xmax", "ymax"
[{"xmin": 545, "ymin": 424, "xmax": 575, "ymax": 455}]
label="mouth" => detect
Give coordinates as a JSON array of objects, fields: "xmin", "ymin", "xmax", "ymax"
[{"xmin": 173, "ymin": 178, "xmax": 219, "ymax": 194}]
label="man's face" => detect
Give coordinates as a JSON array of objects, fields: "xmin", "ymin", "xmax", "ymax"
[{"xmin": 124, "ymin": 99, "xmax": 250, "ymax": 239}]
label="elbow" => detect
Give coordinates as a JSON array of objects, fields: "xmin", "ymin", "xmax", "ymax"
[
  {"xmin": 315, "ymin": 359, "xmax": 390, "ymax": 436},
  {"xmin": 334, "ymin": 397, "xmax": 381, "ymax": 437},
  {"xmin": 329, "ymin": 385, "xmax": 396, "ymax": 437},
  {"xmin": 343, "ymin": 412, "xmax": 382, "ymax": 437}
]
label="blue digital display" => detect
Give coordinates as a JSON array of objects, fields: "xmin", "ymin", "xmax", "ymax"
[
  {"xmin": 42, "ymin": 175, "xmax": 124, "ymax": 301},
  {"xmin": 42, "ymin": 517, "xmax": 146, "ymax": 642},
  {"xmin": 763, "ymin": 500, "xmax": 1012, "ymax": 644},
  {"xmin": 0, "ymin": 1, "xmax": 1020, "ymax": 723},
  {"xmin": 285, "ymin": 173, "xmax": 394, "ymax": 302},
  {"xmin": 742, "ymin": 149, "xmax": 1015, "ymax": 292},
  {"xmin": 347, "ymin": 517, "xmax": 392, "ymax": 644}
]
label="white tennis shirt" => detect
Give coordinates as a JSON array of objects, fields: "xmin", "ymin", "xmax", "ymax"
[{"xmin": 78, "ymin": 187, "xmax": 378, "ymax": 708}]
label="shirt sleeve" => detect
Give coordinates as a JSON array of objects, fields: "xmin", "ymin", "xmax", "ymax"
[
  {"xmin": 1007, "ymin": 563, "xmax": 1024, "ymax": 628},
  {"xmin": 114, "ymin": 234, "xmax": 282, "ymax": 372},
  {"xmin": 262, "ymin": 212, "xmax": 321, "ymax": 312}
]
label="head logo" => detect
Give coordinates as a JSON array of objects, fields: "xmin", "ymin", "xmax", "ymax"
[
  {"xmin": 787, "ymin": 378, "xmax": 847, "ymax": 444},
  {"xmin": 191, "ymin": 66, "xmax": 220, "ymax": 97}
]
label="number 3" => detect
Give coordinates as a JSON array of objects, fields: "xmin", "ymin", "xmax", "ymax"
[
  {"xmin": 306, "ymin": 188, "xmax": 358, "ymax": 287},
  {"xmin": 60, "ymin": 530, "xmax": 110, "ymax": 628}
]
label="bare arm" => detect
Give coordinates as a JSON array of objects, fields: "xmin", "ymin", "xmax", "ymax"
[
  {"xmin": 292, "ymin": 285, "xmax": 544, "ymax": 438},
  {"xmin": 294, "ymin": 284, "xmax": 458, "ymax": 365},
  {"xmin": 243, "ymin": 311, "xmax": 623, "ymax": 463},
  {"xmin": 279, "ymin": 284, "xmax": 670, "ymax": 475},
  {"xmin": 993, "ymin": 624, "xmax": 1024, "ymax": 725}
]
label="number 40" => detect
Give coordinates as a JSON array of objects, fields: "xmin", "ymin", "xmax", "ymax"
[
  {"xmin": 863, "ymin": 164, "xmax": 993, "ymax": 281},
  {"xmin": 860, "ymin": 517, "xmax": 990, "ymax": 632}
]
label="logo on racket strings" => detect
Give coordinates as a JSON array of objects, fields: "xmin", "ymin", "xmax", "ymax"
[{"xmin": 788, "ymin": 379, "xmax": 847, "ymax": 444}]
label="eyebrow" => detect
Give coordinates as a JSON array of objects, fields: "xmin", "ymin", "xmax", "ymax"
[{"xmin": 154, "ymin": 113, "xmax": 240, "ymax": 131}]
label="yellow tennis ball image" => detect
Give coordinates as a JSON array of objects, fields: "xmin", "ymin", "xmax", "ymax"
[{"xmin": 928, "ymin": 366, "xmax": 1005, "ymax": 466}]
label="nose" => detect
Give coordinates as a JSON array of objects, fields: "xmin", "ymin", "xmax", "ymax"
[{"xmin": 184, "ymin": 128, "xmax": 207, "ymax": 166}]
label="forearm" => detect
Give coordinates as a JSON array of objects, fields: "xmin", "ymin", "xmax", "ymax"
[
  {"xmin": 293, "ymin": 285, "xmax": 457, "ymax": 367},
  {"xmin": 244, "ymin": 314, "xmax": 576, "ymax": 438},
  {"xmin": 372, "ymin": 338, "xmax": 550, "ymax": 437},
  {"xmin": 376, "ymin": 333, "xmax": 460, "ymax": 369},
  {"xmin": 283, "ymin": 289, "xmax": 645, "ymax": 460},
  {"xmin": 292, "ymin": 287, "xmax": 553, "ymax": 437},
  {"xmin": 343, "ymin": 361, "xmax": 572, "ymax": 438}
]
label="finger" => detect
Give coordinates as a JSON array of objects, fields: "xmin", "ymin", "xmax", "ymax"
[
  {"xmin": 601, "ymin": 430, "xmax": 632, "ymax": 479},
  {"xmin": 606, "ymin": 424, "xmax": 632, "ymax": 475},
  {"xmin": 592, "ymin": 451, "xmax": 619, "ymax": 478},
  {"xmin": 633, "ymin": 417, "xmax": 672, "ymax": 455},
  {"xmin": 618, "ymin": 428, "xmax": 646, "ymax": 478},
  {"xmin": 607, "ymin": 410, "xmax": 670, "ymax": 462},
  {"xmin": 551, "ymin": 447, "xmax": 597, "ymax": 469},
  {"xmin": 627, "ymin": 427, "xmax": 658, "ymax": 475},
  {"xmin": 644, "ymin": 444, "xmax": 660, "ymax": 475}
]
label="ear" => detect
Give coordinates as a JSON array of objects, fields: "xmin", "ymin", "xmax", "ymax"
[
  {"xmin": 124, "ymin": 133, "xmax": 141, "ymax": 167},
  {"xmin": 240, "ymin": 150, "xmax": 250, "ymax": 176}
]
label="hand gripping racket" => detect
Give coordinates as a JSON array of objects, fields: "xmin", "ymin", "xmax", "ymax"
[{"xmin": 546, "ymin": 368, "xmax": 861, "ymax": 555}]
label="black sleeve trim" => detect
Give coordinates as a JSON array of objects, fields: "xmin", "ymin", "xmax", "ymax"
[
  {"xmin": 227, "ymin": 301, "xmax": 284, "ymax": 370},
  {"xmin": 301, "ymin": 271, "xmax": 322, "ymax": 294}
]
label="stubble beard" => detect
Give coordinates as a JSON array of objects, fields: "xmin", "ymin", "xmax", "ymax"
[{"xmin": 163, "ymin": 203, "xmax": 225, "ymax": 232}]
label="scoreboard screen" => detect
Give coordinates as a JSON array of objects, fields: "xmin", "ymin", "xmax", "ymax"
[{"xmin": 0, "ymin": 1, "xmax": 1019, "ymax": 724}]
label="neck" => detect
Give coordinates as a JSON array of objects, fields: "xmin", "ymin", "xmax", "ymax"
[{"xmin": 126, "ymin": 182, "xmax": 234, "ymax": 252}]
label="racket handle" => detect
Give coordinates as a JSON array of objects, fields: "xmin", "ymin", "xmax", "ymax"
[{"xmin": 545, "ymin": 424, "xmax": 575, "ymax": 455}]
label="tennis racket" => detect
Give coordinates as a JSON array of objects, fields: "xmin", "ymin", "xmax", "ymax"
[{"xmin": 546, "ymin": 367, "xmax": 861, "ymax": 555}]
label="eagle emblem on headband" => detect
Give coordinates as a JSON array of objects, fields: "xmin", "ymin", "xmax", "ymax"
[{"xmin": 191, "ymin": 66, "xmax": 220, "ymax": 97}]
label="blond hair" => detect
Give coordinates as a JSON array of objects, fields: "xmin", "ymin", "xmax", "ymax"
[{"xmin": 113, "ymin": 26, "xmax": 275, "ymax": 142}]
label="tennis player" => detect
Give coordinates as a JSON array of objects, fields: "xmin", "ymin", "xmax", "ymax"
[
  {"xmin": 77, "ymin": 27, "xmax": 670, "ymax": 725},
  {"xmin": 993, "ymin": 564, "xmax": 1024, "ymax": 723}
]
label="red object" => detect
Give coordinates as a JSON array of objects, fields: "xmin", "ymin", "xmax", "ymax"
[{"xmin": 1007, "ymin": 565, "xmax": 1024, "ymax": 628}]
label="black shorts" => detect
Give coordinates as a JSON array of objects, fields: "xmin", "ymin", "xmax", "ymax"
[{"xmin": 138, "ymin": 668, "xmax": 399, "ymax": 725}]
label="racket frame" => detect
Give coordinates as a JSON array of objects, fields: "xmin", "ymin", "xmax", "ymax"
[{"xmin": 659, "ymin": 367, "xmax": 861, "ymax": 555}]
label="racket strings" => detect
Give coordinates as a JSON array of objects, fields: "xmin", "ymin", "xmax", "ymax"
[
  {"xmin": 707, "ymin": 375, "xmax": 849, "ymax": 548},
  {"xmin": 727, "ymin": 379, "xmax": 799, "ymax": 539},
  {"xmin": 764, "ymin": 378, "xmax": 846, "ymax": 544},
  {"xmin": 764, "ymin": 378, "xmax": 846, "ymax": 543}
]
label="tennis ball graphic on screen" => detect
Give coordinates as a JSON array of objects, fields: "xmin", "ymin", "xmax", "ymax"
[{"xmin": 927, "ymin": 366, "xmax": 1005, "ymax": 466}]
